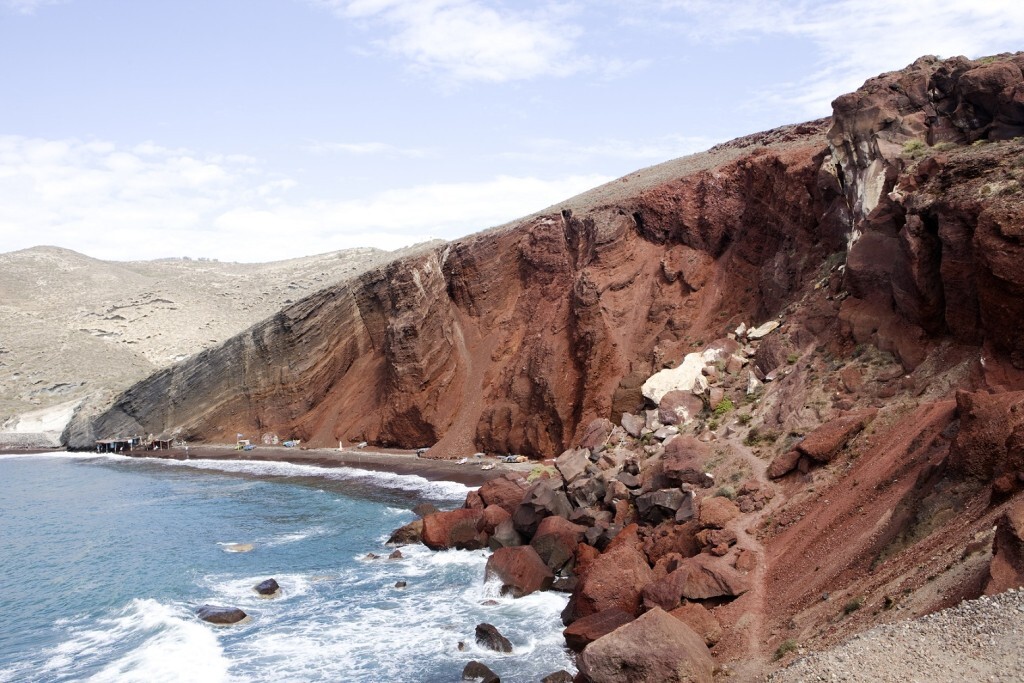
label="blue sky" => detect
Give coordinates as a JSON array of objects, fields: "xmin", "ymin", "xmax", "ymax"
[{"xmin": 1, "ymin": 0, "xmax": 1022, "ymax": 262}]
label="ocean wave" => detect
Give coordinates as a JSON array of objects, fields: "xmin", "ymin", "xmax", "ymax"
[{"xmin": 35, "ymin": 598, "xmax": 230, "ymax": 683}]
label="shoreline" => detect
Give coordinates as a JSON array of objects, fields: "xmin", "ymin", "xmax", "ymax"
[{"xmin": 0, "ymin": 444, "xmax": 533, "ymax": 488}]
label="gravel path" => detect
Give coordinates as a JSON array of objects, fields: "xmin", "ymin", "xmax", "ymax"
[{"xmin": 768, "ymin": 589, "xmax": 1024, "ymax": 682}]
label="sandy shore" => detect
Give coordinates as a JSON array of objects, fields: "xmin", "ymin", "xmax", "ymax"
[{"xmin": 1, "ymin": 444, "xmax": 534, "ymax": 487}]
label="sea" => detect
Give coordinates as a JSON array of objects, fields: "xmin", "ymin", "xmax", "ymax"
[{"xmin": 0, "ymin": 453, "xmax": 575, "ymax": 682}]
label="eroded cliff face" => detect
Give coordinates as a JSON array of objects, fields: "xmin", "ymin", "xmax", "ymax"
[{"xmin": 70, "ymin": 53, "xmax": 1024, "ymax": 462}]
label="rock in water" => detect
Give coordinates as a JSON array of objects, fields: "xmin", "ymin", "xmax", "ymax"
[
  {"xmin": 475, "ymin": 623, "xmax": 513, "ymax": 653},
  {"xmin": 196, "ymin": 605, "xmax": 247, "ymax": 625},
  {"xmin": 484, "ymin": 545, "xmax": 554, "ymax": 597},
  {"xmin": 462, "ymin": 661, "xmax": 500, "ymax": 682},
  {"xmin": 254, "ymin": 578, "xmax": 280, "ymax": 596},
  {"xmin": 540, "ymin": 672, "xmax": 573, "ymax": 683}
]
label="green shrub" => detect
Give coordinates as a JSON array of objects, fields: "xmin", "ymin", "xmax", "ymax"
[
  {"xmin": 774, "ymin": 639, "xmax": 798, "ymax": 661},
  {"xmin": 737, "ymin": 413, "xmax": 752, "ymax": 426},
  {"xmin": 902, "ymin": 139, "xmax": 926, "ymax": 158},
  {"xmin": 713, "ymin": 398, "xmax": 735, "ymax": 416},
  {"xmin": 716, "ymin": 485, "xmax": 737, "ymax": 500}
]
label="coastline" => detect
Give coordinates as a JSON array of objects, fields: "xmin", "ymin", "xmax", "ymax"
[{"xmin": 0, "ymin": 444, "xmax": 533, "ymax": 487}]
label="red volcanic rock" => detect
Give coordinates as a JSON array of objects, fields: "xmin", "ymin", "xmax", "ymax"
[
  {"xmin": 478, "ymin": 474, "xmax": 530, "ymax": 517},
  {"xmin": 387, "ymin": 519, "xmax": 423, "ymax": 546},
  {"xmin": 421, "ymin": 509, "xmax": 486, "ymax": 550},
  {"xmin": 579, "ymin": 418, "xmax": 615, "ymax": 451},
  {"xmin": 642, "ymin": 554, "xmax": 750, "ymax": 611},
  {"xmin": 697, "ymin": 496, "xmax": 740, "ymax": 529},
  {"xmin": 578, "ymin": 607, "xmax": 714, "ymax": 683},
  {"xmin": 767, "ymin": 450, "xmax": 802, "ymax": 479},
  {"xmin": 464, "ymin": 490, "xmax": 484, "ymax": 510},
  {"xmin": 795, "ymin": 409, "xmax": 876, "ymax": 463},
  {"xmin": 485, "ymin": 546, "xmax": 554, "ymax": 597},
  {"xmin": 554, "ymin": 447, "xmax": 590, "ymax": 484},
  {"xmin": 531, "ymin": 515, "xmax": 586, "ymax": 573},
  {"xmin": 949, "ymin": 390, "xmax": 1024, "ymax": 481},
  {"xmin": 661, "ymin": 437, "xmax": 713, "ymax": 488},
  {"xmin": 477, "ymin": 505, "xmax": 512, "ymax": 536},
  {"xmin": 658, "ymin": 390, "xmax": 705, "ymax": 426},
  {"xmin": 985, "ymin": 499, "xmax": 1024, "ymax": 595},
  {"xmin": 563, "ymin": 540, "xmax": 654, "ymax": 624},
  {"xmin": 562, "ymin": 607, "xmax": 635, "ymax": 653},
  {"xmin": 669, "ymin": 602, "xmax": 723, "ymax": 647},
  {"xmin": 643, "ymin": 520, "xmax": 700, "ymax": 566}
]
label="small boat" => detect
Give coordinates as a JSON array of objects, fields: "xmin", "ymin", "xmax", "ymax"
[
  {"xmin": 456, "ymin": 457, "xmax": 468, "ymax": 465},
  {"xmin": 480, "ymin": 464, "xmax": 495, "ymax": 471}
]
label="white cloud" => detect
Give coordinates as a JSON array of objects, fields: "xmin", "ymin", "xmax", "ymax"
[
  {"xmin": 3, "ymin": 0, "xmax": 64, "ymax": 14},
  {"xmin": 648, "ymin": 0, "xmax": 1024, "ymax": 117},
  {"xmin": 309, "ymin": 0, "xmax": 592, "ymax": 83},
  {"xmin": 0, "ymin": 135, "xmax": 610, "ymax": 262}
]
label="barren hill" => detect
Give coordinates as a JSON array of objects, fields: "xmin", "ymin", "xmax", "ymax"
[{"xmin": 0, "ymin": 244, "xmax": 436, "ymax": 435}]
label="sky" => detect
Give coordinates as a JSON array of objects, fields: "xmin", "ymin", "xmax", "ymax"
[{"xmin": 1, "ymin": 1, "xmax": 1022, "ymax": 262}]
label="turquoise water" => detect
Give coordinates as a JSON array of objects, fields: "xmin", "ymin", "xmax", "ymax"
[{"xmin": 0, "ymin": 453, "xmax": 574, "ymax": 682}]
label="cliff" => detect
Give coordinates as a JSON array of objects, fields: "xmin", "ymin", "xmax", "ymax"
[{"xmin": 69, "ymin": 53, "xmax": 1024, "ymax": 461}]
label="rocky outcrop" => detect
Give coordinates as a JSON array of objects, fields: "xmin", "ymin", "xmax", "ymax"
[
  {"xmin": 562, "ymin": 607, "xmax": 635, "ymax": 653},
  {"xmin": 421, "ymin": 509, "xmax": 486, "ymax": 550},
  {"xmin": 985, "ymin": 499, "xmax": 1024, "ymax": 595},
  {"xmin": 475, "ymin": 623, "xmax": 513, "ymax": 653}
]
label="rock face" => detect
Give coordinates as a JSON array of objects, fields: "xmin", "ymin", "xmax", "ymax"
[
  {"xmin": 577, "ymin": 607, "xmax": 714, "ymax": 683},
  {"xmin": 985, "ymin": 500, "xmax": 1024, "ymax": 595}
]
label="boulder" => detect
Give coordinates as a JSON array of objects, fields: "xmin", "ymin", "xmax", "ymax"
[
  {"xmin": 578, "ymin": 607, "xmax": 714, "ymax": 683},
  {"xmin": 658, "ymin": 390, "xmax": 705, "ymax": 426},
  {"xmin": 195, "ymin": 605, "xmax": 247, "ymax": 625},
  {"xmin": 642, "ymin": 520, "xmax": 700, "ymax": 566},
  {"xmin": 478, "ymin": 504, "xmax": 512, "ymax": 536},
  {"xmin": 475, "ymin": 623, "xmax": 513, "ymax": 653},
  {"xmin": 541, "ymin": 671, "xmax": 574, "ymax": 683},
  {"xmin": 580, "ymin": 418, "xmax": 615, "ymax": 451},
  {"xmin": 701, "ymin": 338, "xmax": 742, "ymax": 364},
  {"xmin": 413, "ymin": 502, "xmax": 439, "ymax": 518},
  {"xmin": 697, "ymin": 496, "xmax": 740, "ymax": 529},
  {"xmin": 253, "ymin": 578, "xmax": 280, "ymax": 596},
  {"xmin": 642, "ymin": 353, "xmax": 709, "ymax": 405},
  {"xmin": 488, "ymin": 518, "xmax": 523, "ymax": 549},
  {"xmin": 555, "ymin": 447, "xmax": 590, "ymax": 485},
  {"xmin": 478, "ymin": 475, "xmax": 531, "ymax": 516},
  {"xmin": 422, "ymin": 509, "xmax": 487, "ymax": 550},
  {"xmin": 695, "ymin": 527, "xmax": 737, "ymax": 555},
  {"xmin": 796, "ymin": 409, "xmax": 877, "ymax": 462},
  {"xmin": 747, "ymin": 320, "xmax": 780, "ymax": 339},
  {"xmin": 767, "ymin": 450, "xmax": 801, "ymax": 479},
  {"xmin": 621, "ymin": 412, "xmax": 645, "ymax": 438},
  {"xmin": 485, "ymin": 545, "xmax": 554, "ymax": 597},
  {"xmin": 531, "ymin": 515, "xmax": 586, "ymax": 572},
  {"xmin": 984, "ymin": 499, "xmax": 1024, "ymax": 595},
  {"xmin": 567, "ymin": 476, "xmax": 606, "ymax": 509},
  {"xmin": 642, "ymin": 554, "xmax": 750, "ymax": 610},
  {"xmin": 387, "ymin": 519, "xmax": 424, "ymax": 546},
  {"xmin": 462, "ymin": 660, "xmax": 500, "ymax": 683},
  {"xmin": 562, "ymin": 540, "xmax": 654, "ymax": 624},
  {"xmin": 389, "ymin": 549, "xmax": 403, "ymax": 559},
  {"xmin": 746, "ymin": 372, "xmax": 763, "ymax": 395},
  {"xmin": 636, "ymin": 488, "xmax": 693, "ymax": 524},
  {"xmin": 562, "ymin": 607, "xmax": 635, "ymax": 652},
  {"xmin": 669, "ymin": 602, "xmax": 723, "ymax": 647},
  {"xmin": 513, "ymin": 479, "xmax": 573, "ymax": 538},
  {"xmin": 661, "ymin": 437, "xmax": 713, "ymax": 488}
]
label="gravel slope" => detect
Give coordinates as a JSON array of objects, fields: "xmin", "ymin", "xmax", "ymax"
[{"xmin": 769, "ymin": 589, "xmax": 1024, "ymax": 682}]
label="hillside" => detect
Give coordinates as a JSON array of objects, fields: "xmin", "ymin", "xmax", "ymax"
[{"xmin": 0, "ymin": 244, "xmax": 437, "ymax": 439}]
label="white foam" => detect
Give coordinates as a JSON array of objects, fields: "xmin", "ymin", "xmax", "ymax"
[
  {"xmin": 36, "ymin": 599, "xmax": 230, "ymax": 683},
  {"xmin": 146, "ymin": 457, "xmax": 471, "ymax": 501}
]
